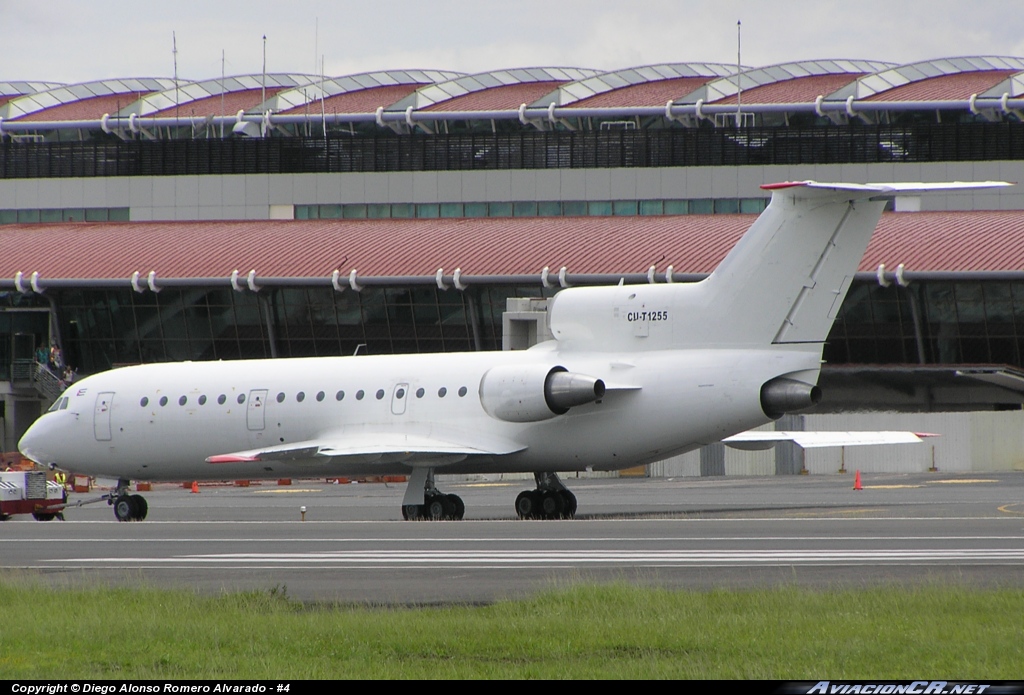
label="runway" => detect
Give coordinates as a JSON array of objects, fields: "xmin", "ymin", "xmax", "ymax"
[{"xmin": 2, "ymin": 472, "xmax": 1023, "ymax": 603}]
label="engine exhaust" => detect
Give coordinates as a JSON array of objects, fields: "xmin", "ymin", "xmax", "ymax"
[{"xmin": 760, "ymin": 377, "xmax": 822, "ymax": 419}]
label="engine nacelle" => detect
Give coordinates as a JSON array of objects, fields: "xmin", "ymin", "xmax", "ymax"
[
  {"xmin": 760, "ymin": 376, "xmax": 822, "ymax": 420},
  {"xmin": 479, "ymin": 364, "xmax": 606, "ymax": 423}
]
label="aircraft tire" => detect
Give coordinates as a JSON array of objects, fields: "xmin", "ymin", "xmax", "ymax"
[
  {"xmin": 540, "ymin": 490, "xmax": 565, "ymax": 519},
  {"xmin": 402, "ymin": 504, "xmax": 423, "ymax": 520},
  {"xmin": 131, "ymin": 495, "xmax": 148, "ymax": 521},
  {"xmin": 424, "ymin": 495, "xmax": 451, "ymax": 520},
  {"xmin": 447, "ymin": 494, "xmax": 465, "ymax": 520},
  {"xmin": 32, "ymin": 511, "xmax": 57, "ymax": 521},
  {"xmin": 113, "ymin": 495, "xmax": 136, "ymax": 522},
  {"xmin": 559, "ymin": 490, "xmax": 577, "ymax": 519},
  {"xmin": 0, "ymin": 513, "xmax": 11, "ymax": 522},
  {"xmin": 515, "ymin": 490, "xmax": 539, "ymax": 519}
]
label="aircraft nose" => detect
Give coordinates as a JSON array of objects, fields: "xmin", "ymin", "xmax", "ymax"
[{"xmin": 18, "ymin": 413, "xmax": 67, "ymax": 466}]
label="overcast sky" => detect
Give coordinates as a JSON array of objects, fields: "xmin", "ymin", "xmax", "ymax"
[{"xmin": 2, "ymin": 0, "xmax": 1024, "ymax": 84}]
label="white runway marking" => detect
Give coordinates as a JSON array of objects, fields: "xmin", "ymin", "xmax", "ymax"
[{"xmin": 51, "ymin": 548, "xmax": 1024, "ymax": 567}]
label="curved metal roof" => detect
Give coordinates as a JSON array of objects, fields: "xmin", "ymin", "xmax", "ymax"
[
  {"xmin": 678, "ymin": 59, "xmax": 894, "ymax": 104},
  {"xmin": 6, "ymin": 57, "xmax": 1024, "ymax": 131},
  {"xmin": 1, "ymin": 211, "xmax": 1022, "ymax": 286},
  {"xmin": 1, "ymin": 78, "xmax": 176, "ymax": 121},
  {"xmin": 828, "ymin": 56, "xmax": 1024, "ymax": 101},
  {"xmin": 0, "ymin": 81, "xmax": 63, "ymax": 109},
  {"xmin": 126, "ymin": 74, "xmax": 318, "ymax": 117},
  {"xmin": 388, "ymin": 68, "xmax": 598, "ymax": 112},
  {"xmin": 530, "ymin": 63, "xmax": 737, "ymax": 108},
  {"xmin": 264, "ymin": 70, "xmax": 463, "ymax": 114}
]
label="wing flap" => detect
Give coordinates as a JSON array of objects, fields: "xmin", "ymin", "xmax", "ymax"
[
  {"xmin": 206, "ymin": 431, "xmax": 525, "ymax": 465},
  {"xmin": 723, "ymin": 430, "xmax": 936, "ymax": 451}
]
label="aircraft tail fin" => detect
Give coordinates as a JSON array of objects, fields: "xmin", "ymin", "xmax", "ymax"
[
  {"xmin": 548, "ymin": 181, "xmax": 1009, "ymax": 352},
  {"xmin": 694, "ymin": 181, "xmax": 1010, "ymax": 347}
]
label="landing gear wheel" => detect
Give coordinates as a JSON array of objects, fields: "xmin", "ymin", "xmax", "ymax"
[
  {"xmin": 515, "ymin": 490, "xmax": 540, "ymax": 519},
  {"xmin": 113, "ymin": 495, "xmax": 137, "ymax": 522},
  {"xmin": 559, "ymin": 490, "xmax": 577, "ymax": 519},
  {"xmin": 131, "ymin": 495, "xmax": 148, "ymax": 521},
  {"xmin": 424, "ymin": 494, "xmax": 453, "ymax": 520},
  {"xmin": 402, "ymin": 504, "xmax": 423, "ymax": 520},
  {"xmin": 447, "ymin": 494, "xmax": 465, "ymax": 520},
  {"xmin": 540, "ymin": 490, "xmax": 565, "ymax": 519},
  {"xmin": 32, "ymin": 512, "xmax": 57, "ymax": 521}
]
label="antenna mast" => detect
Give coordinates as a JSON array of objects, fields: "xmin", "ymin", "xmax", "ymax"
[
  {"xmin": 173, "ymin": 31, "xmax": 179, "ymax": 124},
  {"xmin": 736, "ymin": 20, "xmax": 742, "ymax": 128}
]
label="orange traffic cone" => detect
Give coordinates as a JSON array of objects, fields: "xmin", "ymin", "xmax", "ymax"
[
  {"xmin": 190, "ymin": 481, "xmax": 199, "ymax": 493},
  {"xmin": 853, "ymin": 470, "xmax": 863, "ymax": 491}
]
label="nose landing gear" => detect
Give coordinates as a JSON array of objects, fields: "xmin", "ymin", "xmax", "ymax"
[{"xmin": 110, "ymin": 481, "xmax": 148, "ymax": 521}]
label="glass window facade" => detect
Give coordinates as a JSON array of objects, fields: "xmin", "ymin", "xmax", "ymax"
[
  {"xmin": 10, "ymin": 278, "xmax": 1024, "ymax": 379},
  {"xmin": 0, "ymin": 208, "xmax": 130, "ymax": 224},
  {"xmin": 824, "ymin": 280, "xmax": 1024, "ymax": 367},
  {"xmin": 47, "ymin": 284, "xmax": 549, "ymax": 374}
]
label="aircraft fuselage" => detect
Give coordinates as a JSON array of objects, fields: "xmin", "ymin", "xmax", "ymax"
[{"xmin": 20, "ymin": 343, "xmax": 816, "ymax": 481}]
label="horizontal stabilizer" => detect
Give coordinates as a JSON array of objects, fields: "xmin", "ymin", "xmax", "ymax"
[
  {"xmin": 207, "ymin": 431, "xmax": 526, "ymax": 465},
  {"xmin": 723, "ymin": 430, "xmax": 937, "ymax": 451},
  {"xmin": 760, "ymin": 180, "xmax": 1012, "ymax": 197}
]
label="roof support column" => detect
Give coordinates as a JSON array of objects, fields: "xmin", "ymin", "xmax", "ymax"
[
  {"xmin": 464, "ymin": 288, "xmax": 483, "ymax": 352},
  {"xmin": 258, "ymin": 292, "xmax": 279, "ymax": 359},
  {"xmin": 902, "ymin": 284, "xmax": 927, "ymax": 365}
]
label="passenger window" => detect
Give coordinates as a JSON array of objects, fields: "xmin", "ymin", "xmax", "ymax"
[
  {"xmin": 179, "ymin": 396, "xmax": 187, "ymax": 406},
  {"xmin": 297, "ymin": 392, "xmax": 305, "ymax": 402},
  {"xmin": 237, "ymin": 394, "xmax": 246, "ymax": 404},
  {"xmin": 276, "ymin": 392, "xmax": 285, "ymax": 403},
  {"xmin": 396, "ymin": 388, "xmax": 406, "ymax": 399},
  {"xmin": 438, "ymin": 387, "xmax": 447, "ymax": 398},
  {"xmin": 198, "ymin": 395, "xmax": 207, "ymax": 405},
  {"xmin": 217, "ymin": 394, "xmax": 226, "ymax": 405},
  {"xmin": 316, "ymin": 391, "xmax": 325, "ymax": 402},
  {"xmin": 336, "ymin": 390, "xmax": 345, "ymax": 401},
  {"xmin": 458, "ymin": 386, "xmax": 468, "ymax": 397},
  {"xmin": 375, "ymin": 389, "xmax": 385, "ymax": 400},
  {"xmin": 159, "ymin": 396, "xmax": 168, "ymax": 407},
  {"xmin": 416, "ymin": 388, "xmax": 425, "ymax": 398},
  {"xmin": 140, "ymin": 397, "xmax": 149, "ymax": 407},
  {"xmin": 356, "ymin": 390, "xmax": 365, "ymax": 400}
]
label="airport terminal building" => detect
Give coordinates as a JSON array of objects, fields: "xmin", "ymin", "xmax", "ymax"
[{"xmin": 4, "ymin": 56, "xmax": 1024, "ymax": 474}]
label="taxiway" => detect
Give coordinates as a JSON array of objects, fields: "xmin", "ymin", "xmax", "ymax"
[{"xmin": 2, "ymin": 472, "xmax": 1022, "ymax": 603}]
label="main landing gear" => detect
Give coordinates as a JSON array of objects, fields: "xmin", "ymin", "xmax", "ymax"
[
  {"xmin": 515, "ymin": 471, "xmax": 577, "ymax": 520},
  {"xmin": 401, "ymin": 468, "xmax": 464, "ymax": 520},
  {"xmin": 110, "ymin": 480, "xmax": 148, "ymax": 522}
]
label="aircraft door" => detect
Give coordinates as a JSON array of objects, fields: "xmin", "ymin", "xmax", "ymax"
[
  {"xmin": 94, "ymin": 392, "xmax": 114, "ymax": 441},
  {"xmin": 246, "ymin": 389, "xmax": 268, "ymax": 431},
  {"xmin": 391, "ymin": 383, "xmax": 409, "ymax": 415}
]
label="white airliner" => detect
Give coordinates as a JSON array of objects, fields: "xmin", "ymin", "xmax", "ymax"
[{"xmin": 18, "ymin": 181, "xmax": 1009, "ymax": 522}]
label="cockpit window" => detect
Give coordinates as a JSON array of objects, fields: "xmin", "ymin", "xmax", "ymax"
[{"xmin": 46, "ymin": 397, "xmax": 69, "ymax": 412}]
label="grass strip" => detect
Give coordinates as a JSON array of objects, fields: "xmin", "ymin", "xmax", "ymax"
[{"xmin": 1, "ymin": 577, "xmax": 1021, "ymax": 679}]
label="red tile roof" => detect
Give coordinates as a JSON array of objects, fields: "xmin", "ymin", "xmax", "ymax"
[
  {"xmin": 714, "ymin": 73, "xmax": 866, "ymax": 104},
  {"xmin": 425, "ymin": 82, "xmax": 566, "ymax": 111},
  {"xmin": 1, "ymin": 211, "xmax": 1021, "ymax": 282},
  {"xmin": 148, "ymin": 88, "xmax": 284, "ymax": 118},
  {"xmin": 278, "ymin": 84, "xmax": 422, "ymax": 115},
  {"xmin": 568, "ymin": 77, "xmax": 712, "ymax": 108},
  {"xmin": 11, "ymin": 93, "xmax": 152, "ymax": 122},
  {"xmin": 865, "ymin": 70, "xmax": 1018, "ymax": 101}
]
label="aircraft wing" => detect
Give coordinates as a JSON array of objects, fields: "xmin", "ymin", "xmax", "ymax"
[
  {"xmin": 722, "ymin": 430, "xmax": 937, "ymax": 451},
  {"xmin": 207, "ymin": 431, "xmax": 525, "ymax": 465}
]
